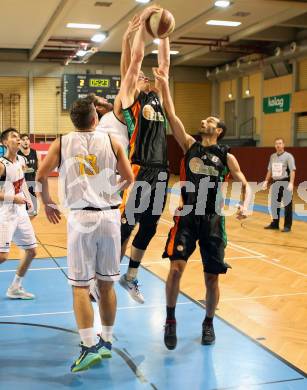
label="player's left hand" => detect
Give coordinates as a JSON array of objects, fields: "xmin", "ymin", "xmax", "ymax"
[
  {"xmin": 152, "ymin": 67, "xmax": 168, "ymax": 84},
  {"xmin": 236, "ymin": 204, "xmax": 248, "ymax": 220},
  {"xmin": 45, "ymin": 201, "xmax": 61, "ymax": 224},
  {"xmin": 287, "ymin": 183, "xmax": 293, "ymax": 192}
]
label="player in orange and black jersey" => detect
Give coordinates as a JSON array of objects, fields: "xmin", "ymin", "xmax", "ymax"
[
  {"xmin": 153, "ymin": 67, "xmax": 251, "ymax": 350},
  {"xmin": 118, "ymin": 6, "xmax": 170, "ymax": 303}
]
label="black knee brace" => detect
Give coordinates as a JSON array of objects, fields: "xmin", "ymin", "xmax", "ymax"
[{"xmin": 132, "ymin": 220, "xmax": 158, "ymax": 250}]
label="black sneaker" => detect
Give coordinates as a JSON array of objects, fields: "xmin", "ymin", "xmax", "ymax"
[
  {"xmin": 201, "ymin": 323, "xmax": 215, "ymax": 345},
  {"xmin": 264, "ymin": 224, "xmax": 279, "ymax": 230},
  {"xmin": 164, "ymin": 320, "xmax": 177, "ymax": 350},
  {"xmin": 282, "ymin": 227, "xmax": 291, "ymax": 232}
]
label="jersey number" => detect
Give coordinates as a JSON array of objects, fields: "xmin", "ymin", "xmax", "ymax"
[{"xmin": 76, "ymin": 155, "xmax": 99, "ymax": 176}]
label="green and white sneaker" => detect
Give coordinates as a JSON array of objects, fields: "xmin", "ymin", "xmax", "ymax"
[
  {"xmin": 96, "ymin": 335, "xmax": 112, "ymax": 359},
  {"xmin": 71, "ymin": 344, "xmax": 102, "ymax": 373},
  {"xmin": 6, "ymin": 286, "xmax": 35, "ymax": 300}
]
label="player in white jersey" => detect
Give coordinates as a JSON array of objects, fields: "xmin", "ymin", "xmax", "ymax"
[
  {"xmin": 96, "ymin": 110, "xmax": 129, "ymax": 151},
  {"xmin": 0, "ymin": 128, "xmax": 37, "ymax": 299},
  {"xmin": 36, "ymin": 98, "xmax": 134, "ymax": 373}
]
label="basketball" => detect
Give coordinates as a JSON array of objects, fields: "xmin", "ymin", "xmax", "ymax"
[{"xmin": 146, "ymin": 8, "xmax": 175, "ymax": 39}]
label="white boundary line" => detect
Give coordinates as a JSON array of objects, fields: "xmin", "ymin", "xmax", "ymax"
[
  {"xmin": 220, "ymin": 292, "xmax": 307, "ymax": 302},
  {"xmin": 0, "ymin": 266, "xmax": 68, "ymax": 273},
  {"xmin": 0, "ymin": 302, "xmax": 193, "ymax": 320}
]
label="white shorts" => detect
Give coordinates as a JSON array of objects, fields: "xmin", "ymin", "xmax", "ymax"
[
  {"xmin": 0, "ymin": 207, "xmax": 37, "ymax": 253},
  {"xmin": 67, "ymin": 209, "xmax": 121, "ymax": 286}
]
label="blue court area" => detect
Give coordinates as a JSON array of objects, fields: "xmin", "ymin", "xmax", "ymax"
[{"xmin": 0, "ymin": 257, "xmax": 306, "ymax": 390}]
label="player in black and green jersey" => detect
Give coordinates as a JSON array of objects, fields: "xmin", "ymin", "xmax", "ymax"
[{"xmin": 153, "ymin": 67, "xmax": 251, "ymax": 350}]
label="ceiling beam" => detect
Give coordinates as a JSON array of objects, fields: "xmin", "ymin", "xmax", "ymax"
[
  {"xmin": 172, "ymin": 6, "xmax": 307, "ymax": 66},
  {"xmin": 30, "ymin": 0, "xmax": 75, "ymax": 61},
  {"xmin": 244, "ymin": 26, "xmax": 297, "ymax": 42},
  {"xmin": 278, "ymin": 14, "xmax": 307, "ymax": 28}
]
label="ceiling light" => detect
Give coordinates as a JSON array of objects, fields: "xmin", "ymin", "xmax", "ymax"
[
  {"xmin": 153, "ymin": 38, "xmax": 160, "ymax": 45},
  {"xmin": 228, "ymin": 93, "xmax": 233, "ymax": 99},
  {"xmin": 91, "ymin": 32, "xmax": 107, "ymax": 42},
  {"xmin": 215, "ymin": 1, "xmax": 230, "ymax": 7},
  {"xmin": 206, "ymin": 20, "xmax": 241, "ymax": 27},
  {"xmin": 136, "ymin": 0, "xmax": 151, "ymax": 3},
  {"xmin": 152, "ymin": 50, "xmax": 179, "ymax": 55},
  {"xmin": 67, "ymin": 23, "xmax": 101, "ymax": 29},
  {"xmin": 245, "ymin": 89, "xmax": 250, "ymax": 96},
  {"xmin": 76, "ymin": 49, "xmax": 87, "ymax": 57}
]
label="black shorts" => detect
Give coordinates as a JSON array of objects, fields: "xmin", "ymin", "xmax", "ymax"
[
  {"xmin": 121, "ymin": 164, "xmax": 169, "ymax": 243},
  {"xmin": 163, "ymin": 211, "xmax": 231, "ymax": 274}
]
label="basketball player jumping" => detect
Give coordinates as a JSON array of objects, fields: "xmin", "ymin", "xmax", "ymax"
[
  {"xmin": 0, "ymin": 128, "xmax": 37, "ymax": 299},
  {"xmin": 153, "ymin": 68, "xmax": 251, "ymax": 349},
  {"xmin": 36, "ymin": 99, "xmax": 134, "ymax": 372},
  {"xmin": 118, "ymin": 6, "xmax": 171, "ymax": 303}
]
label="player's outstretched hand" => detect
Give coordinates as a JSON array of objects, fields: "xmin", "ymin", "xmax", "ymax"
[
  {"xmin": 45, "ymin": 202, "xmax": 61, "ymax": 224},
  {"xmin": 140, "ymin": 6, "xmax": 161, "ymax": 23},
  {"xmin": 152, "ymin": 67, "xmax": 168, "ymax": 84},
  {"xmin": 236, "ymin": 204, "xmax": 248, "ymax": 221},
  {"xmin": 125, "ymin": 15, "xmax": 141, "ymax": 38}
]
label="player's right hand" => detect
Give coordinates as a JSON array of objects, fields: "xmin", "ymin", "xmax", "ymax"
[
  {"xmin": 13, "ymin": 196, "xmax": 27, "ymax": 205},
  {"xmin": 261, "ymin": 180, "xmax": 268, "ymax": 191},
  {"xmin": 125, "ymin": 15, "xmax": 141, "ymax": 38},
  {"xmin": 140, "ymin": 6, "xmax": 161, "ymax": 23},
  {"xmin": 44, "ymin": 202, "xmax": 61, "ymax": 224}
]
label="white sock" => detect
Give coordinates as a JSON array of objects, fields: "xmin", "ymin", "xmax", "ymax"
[
  {"xmin": 79, "ymin": 327, "xmax": 95, "ymax": 347},
  {"xmin": 100, "ymin": 325, "xmax": 113, "ymax": 343},
  {"xmin": 11, "ymin": 274, "xmax": 22, "ymax": 288}
]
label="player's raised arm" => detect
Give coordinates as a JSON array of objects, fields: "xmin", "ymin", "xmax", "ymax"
[
  {"xmin": 36, "ymin": 139, "xmax": 61, "ymax": 224},
  {"xmin": 121, "ymin": 15, "xmax": 141, "ymax": 79},
  {"xmin": 152, "ymin": 67, "xmax": 195, "ymax": 154},
  {"xmin": 120, "ymin": 6, "xmax": 160, "ymax": 108},
  {"xmin": 155, "ymin": 37, "xmax": 170, "ymax": 99},
  {"xmin": 227, "ymin": 153, "xmax": 251, "ymax": 220}
]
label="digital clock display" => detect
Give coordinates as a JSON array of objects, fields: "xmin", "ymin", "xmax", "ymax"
[{"xmin": 89, "ymin": 79, "xmax": 110, "ymax": 88}]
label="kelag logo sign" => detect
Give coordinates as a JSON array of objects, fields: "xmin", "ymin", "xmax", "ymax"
[{"xmin": 263, "ymin": 94, "xmax": 291, "ymax": 114}]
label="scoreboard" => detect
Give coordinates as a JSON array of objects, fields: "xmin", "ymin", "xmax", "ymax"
[{"xmin": 62, "ymin": 74, "xmax": 121, "ymax": 111}]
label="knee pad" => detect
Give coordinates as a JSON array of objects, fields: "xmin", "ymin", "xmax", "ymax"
[{"xmin": 132, "ymin": 221, "xmax": 158, "ymax": 250}]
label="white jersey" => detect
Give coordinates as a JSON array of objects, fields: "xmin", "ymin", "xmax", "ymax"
[
  {"xmin": 59, "ymin": 131, "xmax": 121, "ymax": 209},
  {"xmin": 96, "ymin": 111, "xmax": 129, "ymax": 151},
  {"xmin": 0, "ymin": 155, "xmax": 26, "ymax": 215}
]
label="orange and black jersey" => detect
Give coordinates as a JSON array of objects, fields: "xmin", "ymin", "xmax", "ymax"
[
  {"xmin": 180, "ymin": 142, "xmax": 230, "ymax": 214},
  {"xmin": 122, "ymin": 91, "xmax": 168, "ymax": 168}
]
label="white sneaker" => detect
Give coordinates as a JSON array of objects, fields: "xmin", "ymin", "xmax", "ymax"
[
  {"xmin": 89, "ymin": 279, "xmax": 100, "ymax": 303},
  {"xmin": 6, "ymin": 286, "xmax": 35, "ymax": 300},
  {"xmin": 119, "ymin": 274, "xmax": 144, "ymax": 304}
]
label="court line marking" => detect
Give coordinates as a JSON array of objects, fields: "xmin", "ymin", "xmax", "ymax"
[
  {"xmin": 0, "ymin": 302, "xmax": 193, "ymax": 319},
  {"xmin": 228, "ymin": 242, "xmax": 307, "ymax": 278},
  {"xmin": 220, "ymin": 292, "xmax": 307, "ymax": 302},
  {"xmin": 0, "ymin": 255, "xmax": 262, "ymax": 273},
  {"xmin": 160, "ymin": 217, "xmax": 307, "ymax": 278}
]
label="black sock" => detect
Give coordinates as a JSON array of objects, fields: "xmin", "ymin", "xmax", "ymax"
[
  {"xmin": 203, "ymin": 316, "xmax": 213, "ymax": 326},
  {"xmin": 128, "ymin": 259, "xmax": 140, "ymax": 269},
  {"xmin": 166, "ymin": 306, "xmax": 176, "ymax": 321}
]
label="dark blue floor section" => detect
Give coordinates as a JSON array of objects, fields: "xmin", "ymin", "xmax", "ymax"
[{"xmin": 0, "ymin": 258, "xmax": 306, "ymax": 389}]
